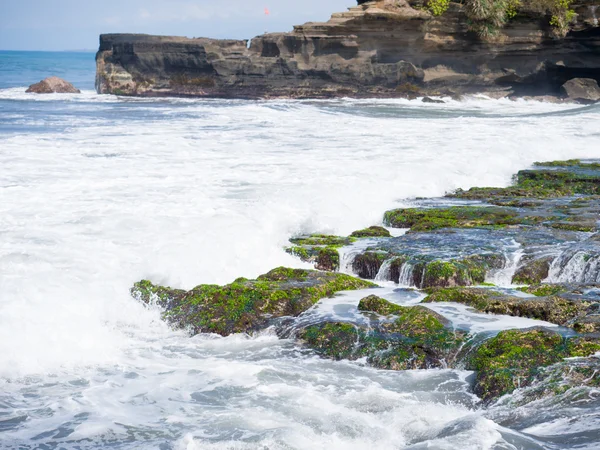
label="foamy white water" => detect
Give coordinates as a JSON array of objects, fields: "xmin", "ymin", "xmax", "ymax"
[{"xmin": 1, "ymin": 85, "xmax": 600, "ymax": 448}]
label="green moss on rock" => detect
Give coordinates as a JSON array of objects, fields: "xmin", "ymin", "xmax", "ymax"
[
  {"xmin": 314, "ymin": 247, "xmax": 340, "ymax": 272},
  {"xmin": 131, "ymin": 268, "xmax": 375, "ymax": 336},
  {"xmin": 517, "ymin": 284, "xmax": 567, "ymax": 297},
  {"xmin": 299, "ymin": 322, "xmax": 364, "ymax": 360},
  {"xmin": 350, "ymin": 226, "xmax": 391, "ymax": 238},
  {"xmin": 383, "ymin": 206, "xmax": 520, "ymax": 231},
  {"xmin": 285, "ymin": 243, "xmax": 341, "ymax": 272},
  {"xmin": 289, "ymin": 234, "xmax": 351, "ymax": 247},
  {"xmin": 452, "ymin": 162, "xmax": 600, "ymax": 200},
  {"xmin": 534, "ymin": 159, "xmax": 600, "ymax": 169},
  {"xmin": 300, "ymin": 305, "xmax": 465, "ymax": 370},
  {"xmin": 358, "ymin": 295, "xmax": 405, "ymax": 315},
  {"xmin": 470, "ymin": 328, "xmax": 600, "ymax": 402},
  {"xmin": 418, "ymin": 255, "xmax": 502, "ymax": 288},
  {"xmin": 423, "ymin": 287, "xmax": 593, "ymax": 327},
  {"xmin": 512, "ymin": 256, "xmax": 554, "ymax": 285}
]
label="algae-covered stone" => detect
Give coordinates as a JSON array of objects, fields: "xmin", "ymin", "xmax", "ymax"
[
  {"xmin": 131, "ymin": 267, "xmax": 375, "ymax": 336},
  {"xmin": 517, "ymin": 284, "xmax": 567, "ymax": 297},
  {"xmin": 423, "ymin": 287, "xmax": 594, "ymax": 327},
  {"xmin": 358, "ymin": 295, "xmax": 405, "ymax": 315},
  {"xmin": 512, "ymin": 256, "xmax": 554, "ymax": 285},
  {"xmin": 299, "ymin": 305, "xmax": 465, "ymax": 370},
  {"xmin": 370, "ymin": 305, "xmax": 467, "ymax": 370},
  {"xmin": 350, "ymin": 226, "xmax": 391, "ymax": 238},
  {"xmin": 289, "ymin": 234, "xmax": 351, "ymax": 247},
  {"xmin": 420, "ymin": 258, "xmax": 489, "ymax": 288},
  {"xmin": 286, "ymin": 245, "xmax": 340, "ymax": 272},
  {"xmin": 570, "ymin": 314, "xmax": 600, "ymax": 333},
  {"xmin": 354, "ymin": 250, "xmax": 502, "ymax": 287},
  {"xmin": 534, "ymin": 159, "xmax": 600, "ymax": 169},
  {"xmin": 299, "ymin": 322, "xmax": 365, "ymax": 360},
  {"xmin": 383, "ymin": 206, "xmax": 520, "ymax": 231},
  {"xmin": 451, "ymin": 160, "xmax": 600, "ymax": 200},
  {"xmin": 414, "ymin": 254, "xmax": 502, "ymax": 288},
  {"xmin": 469, "ymin": 328, "xmax": 600, "ymax": 402},
  {"xmin": 517, "ymin": 356, "xmax": 600, "ymax": 404},
  {"xmin": 286, "ymin": 234, "xmax": 350, "ymax": 272},
  {"xmin": 314, "ymin": 247, "xmax": 340, "ymax": 272}
]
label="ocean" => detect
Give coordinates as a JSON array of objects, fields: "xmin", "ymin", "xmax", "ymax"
[{"xmin": 0, "ymin": 50, "xmax": 599, "ymax": 449}]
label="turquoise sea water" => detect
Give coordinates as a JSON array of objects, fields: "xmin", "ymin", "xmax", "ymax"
[
  {"xmin": 0, "ymin": 51, "xmax": 96, "ymax": 90},
  {"xmin": 1, "ymin": 51, "xmax": 600, "ymax": 449}
]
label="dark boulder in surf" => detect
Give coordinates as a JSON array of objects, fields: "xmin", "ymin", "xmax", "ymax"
[{"xmin": 561, "ymin": 78, "xmax": 600, "ymax": 104}]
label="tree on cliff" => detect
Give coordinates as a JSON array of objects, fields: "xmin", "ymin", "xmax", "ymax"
[{"xmin": 357, "ymin": 0, "xmax": 576, "ymax": 38}]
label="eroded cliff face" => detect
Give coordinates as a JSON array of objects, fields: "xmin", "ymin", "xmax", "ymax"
[{"xmin": 96, "ymin": 0, "xmax": 600, "ymax": 99}]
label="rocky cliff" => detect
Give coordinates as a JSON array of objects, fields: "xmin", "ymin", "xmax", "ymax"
[{"xmin": 96, "ymin": 0, "xmax": 600, "ymax": 99}]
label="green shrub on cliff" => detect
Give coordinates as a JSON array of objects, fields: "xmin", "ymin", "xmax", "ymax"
[
  {"xmin": 465, "ymin": 0, "xmax": 576, "ymax": 38},
  {"xmin": 549, "ymin": 0, "xmax": 576, "ymax": 36},
  {"xmin": 427, "ymin": 0, "xmax": 451, "ymax": 16},
  {"xmin": 466, "ymin": 0, "xmax": 514, "ymax": 38}
]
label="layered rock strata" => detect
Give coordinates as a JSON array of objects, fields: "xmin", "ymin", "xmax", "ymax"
[{"xmin": 96, "ymin": 0, "xmax": 600, "ymax": 99}]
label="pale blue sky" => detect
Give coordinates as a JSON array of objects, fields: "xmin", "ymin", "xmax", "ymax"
[{"xmin": 0, "ymin": 0, "xmax": 354, "ymax": 51}]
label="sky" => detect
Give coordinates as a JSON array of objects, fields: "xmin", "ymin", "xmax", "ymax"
[{"xmin": 0, "ymin": 0, "xmax": 355, "ymax": 51}]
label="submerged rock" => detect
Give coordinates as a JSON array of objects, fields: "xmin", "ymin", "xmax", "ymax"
[
  {"xmin": 299, "ymin": 298, "xmax": 466, "ymax": 370},
  {"xmin": 423, "ymin": 286, "xmax": 598, "ymax": 327},
  {"xmin": 509, "ymin": 356, "xmax": 600, "ymax": 406},
  {"xmin": 26, "ymin": 76, "xmax": 81, "ymax": 94},
  {"xmin": 131, "ymin": 267, "xmax": 375, "ymax": 336}
]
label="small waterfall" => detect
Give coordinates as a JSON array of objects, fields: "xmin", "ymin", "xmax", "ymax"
[
  {"xmin": 338, "ymin": 239, "xmax": 381, "ymax": 276},
  {"xmin": 547, "ymin": 250, "xmax": 600, "ymax": 283},
  {"xmin": 398, "ymin": 261, "xmax": 415, "ymax": 287},
  {"xmin": 487, "ymin": 244, "xmax": 524, "ymax": 287},
  {"xmin": 375, "ymin": 258, "xmax": 393, "ymax": 281},
  {"xmin": 338, "ymin": 246, "xmax": 359, "ymax": 275}
]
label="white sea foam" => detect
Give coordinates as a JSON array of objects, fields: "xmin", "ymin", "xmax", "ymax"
[{"xmin": 1, "ymin": 94, "xmax": 599, "ymax": 448}]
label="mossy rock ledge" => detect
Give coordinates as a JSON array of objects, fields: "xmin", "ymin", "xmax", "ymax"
[
  {"xmin": 383, "ymin": 206, "xmax": 522, "ymax": 232},
  {"xmin": 350, "ymin": 226, "xmax": 392, "ymax": 238},
  {"xmin": 298, "ymin": 296, "xmax": 467, "ymax": 370},
  {"xmin": 131, "ymin": 267, "xmax": 375, "ymax": 336},
  {"xmin": 423, "ymin": 286, "xmax": 599, "ymax": 329},
  {"xmin": 285, "ymin": 234, "xmax": 353, "ymax": 272},
  {"xmin": 468, "ymin": 328, "xmax": 600, "ymax": 402},
  {"xmin": 450, "ymin": 160, "xmax": 600, "ymax": 201}
]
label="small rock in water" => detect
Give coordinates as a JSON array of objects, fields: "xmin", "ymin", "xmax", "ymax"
[
  {"xmin": 422, "ymin": 97, "xmax": 445, "ymax": 104},
  {"xmin": 560, "ymin": 78, "xmax": 600, "ymax": 104},
  {"xmin": 26, "ymin": 76, "xmax": 81, "ymax": 94}
]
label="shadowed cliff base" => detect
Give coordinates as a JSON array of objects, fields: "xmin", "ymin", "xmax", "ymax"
[{"xmin": 96, "ymin": 0, "xmax": 600, "ymax": 100}]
